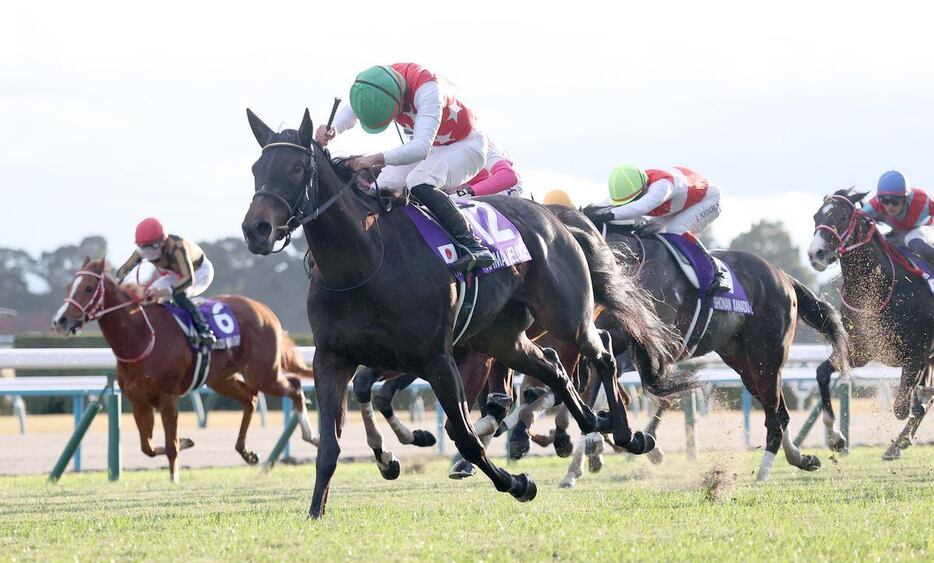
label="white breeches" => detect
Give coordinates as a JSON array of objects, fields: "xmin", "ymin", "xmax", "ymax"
[
  {"xmin": 150, "ymin": 258, "xmax": 214, "ymax": 297},
  {"xmin": 375, "ymin": 130, "xmax": 488, "ymax": 195},
  {"xmin": 903, "ymin": 225, "xmax": 934, "ymax": 248},
  {"xmin": 657, "ymin": 184, "xmax": 721, "ymax": 235}
]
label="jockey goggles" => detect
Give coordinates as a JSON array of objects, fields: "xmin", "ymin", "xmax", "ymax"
[{"xmin": 878, "ymin": 195, "xmax": 907, "ymax": 206}]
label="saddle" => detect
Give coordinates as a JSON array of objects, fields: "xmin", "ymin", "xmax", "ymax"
[
  {"xmin": 894, "ymin": 246, "xmax": 934, "ymax": 295},
  {"xmin": 161, "ymin": 299, "xmax": 242, "ymax": 395}
]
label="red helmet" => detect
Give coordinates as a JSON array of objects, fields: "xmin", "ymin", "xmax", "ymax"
[{"xmin": 135, "ymin": 218, "xmax": 165, "ymax": 245}]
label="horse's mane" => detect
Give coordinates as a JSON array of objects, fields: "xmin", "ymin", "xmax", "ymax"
[{"xmin": 83, "ymin": 257, "xmax": 144, "ymax": 299}]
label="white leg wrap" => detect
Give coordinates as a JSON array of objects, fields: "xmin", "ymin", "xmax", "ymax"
[
  {"xmin": 560, "ymin": 437, "xmax": 586, "ymax": 489},
  {"xmin": 298, "ymin": 400, "xmax": 318, "ymax": 446},
  {"xmin": 756, "ymin": 451, "xmax": 777, "ymax": 482},
  {"xmin": 822, "ymin": 411, "xmax": 844, "ymax": 448},
  {"xmin": 781, "ymin": 431, "xmax": 803, "ymax": 466},
  {"xmin": 388, "ymin": 414, "xmax": 415, "ymax": 444},
  {"xmin": 531, "ymin": 392, "xmax": 557, "ymax": 421},
  {"xmin": 473, "ymin": 414, "xmax": 497, "ymax": 437},
  {"xmin": 584, "ymin": 432, "xmax": 604, "ymax": 455},
  {"xmin": 360, "ymin": 401, "xmax": 384, "ymax": 451}
]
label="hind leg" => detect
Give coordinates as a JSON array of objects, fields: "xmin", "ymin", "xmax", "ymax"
[
  {"xmin": 132, "ymin": 402, "xmax": 161, "ymax": 457},
  {"xmin": 259, "ymin": 372, "xmax": 318, "ymax": 446},
  {"xmin": 210, "ymin": 376, "xmax": 259, "ymax": 465},
  {"xmin": 377, "ymin": 373, "xmax": 437, "ymax": 448},
  {"xmin": 351, "ymin": 368, "xmax": 400, "ymax": 479},
  {"xmin": 778, "ymin": 395, "xmax": 821, "ymax": 472},
  {"xmin": 884, "ymin": 388, "xmax": 934, "ymax": 460},
  {"xmin": 816, "ymin": 358, "xmax": 848, "ymax": 452},
  {"xmin": 158, "ymin": 394, "xmax": 181, "ymax": 483}
]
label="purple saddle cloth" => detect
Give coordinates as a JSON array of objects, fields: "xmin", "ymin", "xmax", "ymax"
[
  {"xmin": 658, "ymin": 233, "xmax": 754, "ymax": 315},
  {"xmin": 897, "ymin": 246, "xmax": 934, "ymax": 294},
  {"xmin": 162, "ymin": 299, "xmax": 241, "ymax": 350},
  {"xmin": 404, "ymin": 199, "xmax": 532, "ymax": 281}
]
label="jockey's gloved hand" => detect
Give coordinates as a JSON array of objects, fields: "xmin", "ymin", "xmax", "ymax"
[
  {"xmin": 455, "ymin": 186, "xmax": 475, "ymax": 197},
  {"xmin": 640, "ymin": 220, "xmax": 663, "ymax": 234}
]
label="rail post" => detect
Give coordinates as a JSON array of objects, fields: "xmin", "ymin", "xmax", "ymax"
[
  {"xmin": 107, "ymin": 376, "xmax": 121, "ymax": 481},
  {"xmin": 684, "ymin": 389, "xmax": 698, "ymax": 459},
  {"xmin": 839, "ymin": 379, "xmax": 852, "ymax": 446},
  {"xmin": 49, "ymin": 382, "xmax": 111, "ymax": 483},
  {"xmin": 793, "ymin": 401, "xmax": 823, "ymax": 447},
  {"xmin": 435, "ymin": 397, "xmax": 445, "ymax": 454},
  {"xmin": 189, "ymin": 392, "xmax": 206, "ymax": 428},
  {"xmin": 265, "ymin": 408, "xmax": 301, "ymax": 468},
  {"xmin": 742, "ymin": 388, "xmax": 752, "ymax": 449}
]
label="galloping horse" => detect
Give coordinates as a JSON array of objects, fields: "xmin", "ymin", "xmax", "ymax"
[
  {"xmin": 808, "ymin": 189, "xmax": 934, "ymax": 460},
  {"xmin": 52, "ymin": 258, "xmax": 318, "ymax": 481},
  {"xmin": 550, "ymin": 206, "xmax": 852, "ymax": 482},
  {"xmin": 240, "ymin": 109, "xmax": 679, "ymax": 517}
]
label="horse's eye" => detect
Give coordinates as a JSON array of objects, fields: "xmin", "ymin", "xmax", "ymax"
[{"xmin": 85, "ymin": 286, "xmax": 93, "ymax": 294}]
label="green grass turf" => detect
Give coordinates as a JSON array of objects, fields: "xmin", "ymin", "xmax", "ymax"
[{"xmin": 1, "ymin": 447, "xmax": 933, "ymax": 561}]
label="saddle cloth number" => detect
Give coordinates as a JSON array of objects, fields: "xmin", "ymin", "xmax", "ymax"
[
  {"xmin": 212, "ymin": 302, "xmax": 236, "ymax": 335},
  {"xmin": 465, "ymin": 201, "xmax": 516, "ymax": 245}
]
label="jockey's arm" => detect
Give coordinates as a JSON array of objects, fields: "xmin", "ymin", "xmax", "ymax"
[
  {"xmin": 114, "ymin": 251, "xmax": 143, "ymax": 283},
  {"xmin": 469, "ymin": 160, "xmax": 519, "ymax": 196},
  {"xmin": 381, "ymin": 81, "xmax": 442, "ymax": 166},
  {"xmin": 608, "ymin": 181, "xmax": 673, "ymax": 222},
  {"xmin": 330, "ymin": 105, "xmax": 357, "ymax": 135},
  {"xmin": 168, "ymin": 240, "xmax": 197, "ymax": 293}
]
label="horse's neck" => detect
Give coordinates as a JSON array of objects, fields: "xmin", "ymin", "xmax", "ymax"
[
  {"xmin": 840, "ymin": 234, "xmax": 895, "ymax": 305},
  {"xmin": 96, "ymin": 279, "xmax": 150, "ymax": 355},
  {"xmin": 304, "ymin": 165, "xmax": 381, "ymax": 287}
]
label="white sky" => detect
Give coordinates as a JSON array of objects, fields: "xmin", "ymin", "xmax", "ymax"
[{"xmin": 2, "ymin": 0, "xmax": 933, "ymax": 275}]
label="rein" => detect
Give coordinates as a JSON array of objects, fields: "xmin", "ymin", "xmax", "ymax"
[
  {"xmin": 64, "ymin": 270, "xmax": 156, "ymax": 363},
  {"xmin": 814, "ymin": 195, "xmax": 899, "ymax": 313}
]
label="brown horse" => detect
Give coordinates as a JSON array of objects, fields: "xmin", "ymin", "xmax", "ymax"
[{"xmin": 52, "ymin": 258, "xmax": 318, "ymax": 482}]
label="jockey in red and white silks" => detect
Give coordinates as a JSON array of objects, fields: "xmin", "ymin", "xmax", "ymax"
[
  {"xmin": 317, "ymin": 63, "xmax": 493, "ymax": 272},
  {"xmin": 862, "ymin": 170, "xmax": 934, "ymax": 262},
  {"xmin": 599, "ymin": 165, "xmax": 728, "ymax": 295},
  {"xmin": 601, "ymin": 166, "xmax": 721, "ymax": 235}
]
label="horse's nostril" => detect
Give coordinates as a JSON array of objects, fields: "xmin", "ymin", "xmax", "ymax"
[
  {"xmin": 816, "ymin": 249, "xmax": 825, "ymax": 258},
  {"xmin": 255, "ymin": 222, "xmax": 272, "ymax": 238}
]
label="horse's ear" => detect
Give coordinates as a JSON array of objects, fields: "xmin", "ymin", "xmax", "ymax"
[
  {"xmin": 847, "ymin": 187, "xmax": 870, "ymax": 204},
  {"xmin": 246, "ymin": 108, "xmax": 274, "ymax": 147},
  {"xmin": 82, "ymin": 256, "xmax": 90, "ymax": 266},
  {"xmin": 298, "ymin": 108, "xmax": 315, "ymax": 148}
]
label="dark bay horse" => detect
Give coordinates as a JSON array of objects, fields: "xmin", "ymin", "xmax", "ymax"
[
  {"xmin": 52, "ymin": 258, "xmax": 318, "ymax": 481},
  {"xmin": 240, "ymin": 109, "xmax": 679, "ymax": 517},
  {"xmin": 549, "ymin": 206, "xmax": 852, "ymax": 481},
  {"xmin": 808, "ymin": 189, "xmax": 934, "ymax": 460}
]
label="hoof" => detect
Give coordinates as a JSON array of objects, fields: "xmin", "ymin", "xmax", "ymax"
[
  {"xmin": 378, "ymin": 453, "xmax": 401, "ymax": 480},
  {"xmin": 799, "ymin": 454, "xmax": 821, "ymax": 471},
  {"xmin": 493, "ymin": 420, "xmax": 508, "ymax": 438},
  {"xmin": 587, "ymin": 454, "xmax": 604, "ymax": 474},
  {"xmin": 180, "ymin": 438, "xmax": 195, "ymax": 449},
  {"xmin": 237, "ymin": 447, "xmax": 259, "ymax": 465},
  {"xmin": 828, "ymin": 436, "xmax": 847, "ymax": 453},
  {"xmin": 449, "ymin": 459, "xmax": 476, "ymax": 480},
  {"xmin": 896, "ymin": 435, "xmax": 913, "ymax": 450},
  {"xmin": 625, "ymin": 431, "xmax": 655, "ymax": 455},
  {"xmin": 646, "ymin": 447, "xmax": 665, "ymax": 465},
  {"xmin": 411, "ymin": 430, "xmax": 437, "ymax": 448},
  {"xmin": 508, "ymin": 421, "xmax": 531, "ymax": 460},
  {"xmin": 510, "ymin": 474, "xmax": 537, "ymax": 502},
  {"xmin": 554, "ymin": 429, "xmax": 573, "ymax": 458},
  {"xmin": 302, "ymin": 435, "xmax": 320, "ymax": 447},
  {"xmin": 882, "ymin": 444, "xmax": 903, "ymax": 461},
  {"xmin": 558, "ymin": 476, "xmax": 577, "ymax": 489}
]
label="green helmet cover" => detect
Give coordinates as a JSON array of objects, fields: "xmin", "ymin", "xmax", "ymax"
[
  {"xmin": 608, "ymin": 165, "xmax": 648, "ymax": 205},
  {"xmin": 349, "ymin": 66, "xmax": 405, "ymax": 134}
]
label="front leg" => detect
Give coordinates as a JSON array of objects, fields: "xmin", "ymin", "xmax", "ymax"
[{"xmin": 308, "ymin": 352, "xmax": 356, "ymax": 519}]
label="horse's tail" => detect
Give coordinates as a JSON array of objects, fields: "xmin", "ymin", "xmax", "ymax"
[
  {"xmin": 280, "ymin": 333, "xmax": 314, "ymax": 379},
  {"xmin": 565, "ymin": 224, "xmax": 682, "ymax": 391},
  {"xmin": 790, "ymin": 277, "xmax": 851, "ymax": 376}
]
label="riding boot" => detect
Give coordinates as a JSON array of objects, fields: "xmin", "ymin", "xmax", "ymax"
[
  {"xmin": 174, "ymin": 292, "xmax": 216, "ymax": 346},
  {"xmin": 411, "ymin": 183, "xmax": 495, "ymax": 272},
  {"xmin": 686, "ymin": 234, "xmax": 731, "ymax": 297}
]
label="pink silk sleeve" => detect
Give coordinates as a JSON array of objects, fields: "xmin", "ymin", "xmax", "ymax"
[{"xmin": 468, "ymin": 160, "xmax": 519, "ymax": 196}]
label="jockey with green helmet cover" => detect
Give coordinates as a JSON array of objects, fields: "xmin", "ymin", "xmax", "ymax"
[
  {"xmin": 863, "ymin": 170, "xmax": 934, "ymax": 264},
  {"xmin": 316, "ymin": 63, "xmax": 494, "ymax": 272},
  {"xmin": 599, "ymin": 164, "xmax": 729, "ymax": 296},
  {"xmin": 114, "ymin": 218, "xmax": 217, "ymax": 346}
]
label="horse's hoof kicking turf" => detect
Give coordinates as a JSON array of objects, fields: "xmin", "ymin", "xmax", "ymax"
[
  {"xmin": 882, "ymin": 444, "xmax": 903, "ymax": 461},
  {"xmin": 411, "ymin": 430, "xmax": 437, "ymax": 447},
  {"xmin": 510, "ymin": 473, "xmax": 537, "ymax": 502},
  {"xmin": 828, "ymin": 436, "xmax": 847, "ymax": 453},
  {"xmin": 554, "ymin": 429, "xmax": 573, "ymax": 458},
  {"xmin": 508, "ymin": 421, "xmax": 531, "ymax": 460},
  {"xmin": 646, "ymin": 447, "xmax": 665, "ymax": 465},
  {"xmin": 587, "ymin": 454, "xmax": 604, "ymax": 473},
  {"xmin": 448, "ymin": 459, "xmax": 476, "ymax": 480},
  {"xmin": 800, "ymin": 454, "xmax": 821, "ymax": 471},
  {"xmin": 625, "ymin": 431, "xmax": 655, "ymax": 455}
]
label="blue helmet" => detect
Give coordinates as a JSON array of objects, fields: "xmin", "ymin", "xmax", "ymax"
[{"xmin": 877, "ymin": 170, "xmax": 909, "ymax": 196}]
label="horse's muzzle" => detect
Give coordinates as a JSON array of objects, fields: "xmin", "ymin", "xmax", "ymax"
[{"xmin": 242, "ymin": 220, "xmax": 274, "ymax": 255}]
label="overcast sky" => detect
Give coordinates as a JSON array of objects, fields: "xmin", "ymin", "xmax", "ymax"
[{"xmin": 3, "ymin": 1, "xmax": 933, "ymax": 277}]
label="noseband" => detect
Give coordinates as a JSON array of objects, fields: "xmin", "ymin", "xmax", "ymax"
[{"xmin": 252, "ymin": 141, "xmax": 355, "ymax": 252}]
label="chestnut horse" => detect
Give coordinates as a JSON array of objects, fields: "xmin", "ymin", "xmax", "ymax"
[{"xmin": 52, "ymin": 258, "xmax": 318, "ymax": 481}]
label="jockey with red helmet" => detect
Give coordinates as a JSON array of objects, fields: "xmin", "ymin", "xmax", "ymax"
[
  {"xmin": 598, "ymin": 164, "xmax": 729, "ymax": 296},
  {"xmin": 315, "ymin": 63, "xmax": 494, "ymax": 272},
  {"xmin": 115, "ymin": 218, "xmax": 217, "ymax": 345},
  {"xmin": 863, "ymin": 170, "xmax": 934, "ymax": 264}
]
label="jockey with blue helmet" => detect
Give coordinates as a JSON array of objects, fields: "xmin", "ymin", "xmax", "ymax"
[{"xmin": 863, "ymin": 170, "xmax": 934, "ymax": 263}]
